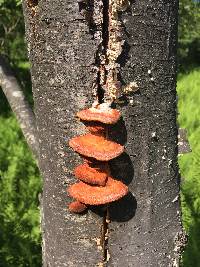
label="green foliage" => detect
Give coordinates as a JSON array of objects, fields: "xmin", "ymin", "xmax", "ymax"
[
  {"xmin": 0, "ymin": 0, "xmax": 26, "ymax": 64},
  {"xmin": 0, "ymin": 64, "xmax": 33, "ymax": 118},
  {"xmin": 177, "ymin": 69, "xmax": 200, "ymax": 266},
  {"xmin": 178, "ymin": 0, "xmax": 200, "ymax": 68},
  {"xmin": 0, "ymin": 0, "xmax": 33, "ymax": 115},
  {"xmin": 0, "ymin": 1, "xmax": 42, "ymax": 265},
  {"xmin": 0, "ymin": 116, "xmax": 42, "ymax": 267}
]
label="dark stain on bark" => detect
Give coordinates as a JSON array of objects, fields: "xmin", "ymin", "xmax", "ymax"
[{"xmin": 27, "ymin": 0, "xmax": 38, "ymax": 8}]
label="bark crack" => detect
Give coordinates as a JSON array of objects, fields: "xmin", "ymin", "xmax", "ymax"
[
  {"xmin": 78, "ymin": 1, "xmax": 132, "ymax": 264},
  {"xmin": 100, "ymin": 208, "xmax": 110, "ymax": 266},
  {"xmin": 27, "ymin": 0, "xmax": 39, "ymax": 16},
  {"xmin": 97, "ymin": 0, "xmax": 109, "ymax": 104},
  {"xmin": 93, "ymin": 0, "xmax": 126, "ymax": 265},
  {"xmin": 95, "ymin": 0, "xmax": 136, "ymax": 106},
  {"xmin": 27, "ymin": 0, "xmax": 38, "ymax": 7}
]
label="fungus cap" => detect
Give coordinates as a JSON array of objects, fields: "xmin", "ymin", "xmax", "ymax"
[
  {"xmin": 69, "ymin": 133, "xmax": 124, "ymax": 161},
  {"xmin": 77, "ymin": 106, "xmax": 121, "ymax": 124},
  {"xmin": 68, "ymin": 201, "xmax": 87, "ymax": 213},
  {"xmin": 74, "ymin": 163, "xmax": 108, "ymax": 186},
  {"xmin": 85, "ymin": 122, "xmax": 106, "ymax": 135},
  {"xmin": 68, "ymin": 177, "xmax": 128, "ymax": 205}
]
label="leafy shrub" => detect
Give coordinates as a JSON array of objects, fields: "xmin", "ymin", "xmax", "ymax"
[
  {"xmin": 178, "ymin": 0, "xmax": 200, "ymax": 69},
  {"xmin": 0, "ymin": 116, "xmax": 42, "ymax": 267}
]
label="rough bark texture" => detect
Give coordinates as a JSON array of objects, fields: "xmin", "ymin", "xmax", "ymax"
[
  {"xmin": 0, "ymin": 55, "xmax": 39, "ymax": 160},
  {"xmin": 22, "ymin": 0, "xmax": 185, "ymax": 266},
  {"xmin": 23, "ymin": 1, "xmax": 103, "ymax": 266},
  {"xmin": 108, "ymin": 1, "xmax": 185, "ymax": 265}
]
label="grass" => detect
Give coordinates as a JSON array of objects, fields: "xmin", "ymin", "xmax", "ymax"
[{"xmin": 177, "ymin": 68, "xmax": 200, "ymax": 266}]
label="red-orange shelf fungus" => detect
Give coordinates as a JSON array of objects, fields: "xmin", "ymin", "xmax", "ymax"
[
  {"xmin": 68, "ymin": 201, "xmax": 87, "ymax": 213},
  {"xmin": 77, "ymin": 105, "xmax": 121, "ymax": 124},
  {"xmin": 68, "ymin": 177, "xmax": 128, "ymax": 205},
  {"xmin": 85, "ymin": 121, "xmax": 106, "ymax": 135},
  {"xmin": 74, "ymin": 163, "xmax": 108, "ymax": 186},
  {"xmin": 67, "ymin": 105, "xmax": 128, "ymax": 213},
  {"xmin": 69, "ymin": 133, "xmax": 124, "ymax": 161}
]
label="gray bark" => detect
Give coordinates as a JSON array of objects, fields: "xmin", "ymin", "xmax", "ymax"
[
  {"xmin": 0, "ymin": 55, "xmax": 39, "ymax": 160},
  {"xmin": 22, "ymin": 0, "xmax": 186, "ymax": 266}
]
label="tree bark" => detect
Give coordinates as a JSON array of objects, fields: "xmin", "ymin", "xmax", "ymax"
[{"xmin": 22, "ymin": 0, "xmax": 186, "ymax": 266}]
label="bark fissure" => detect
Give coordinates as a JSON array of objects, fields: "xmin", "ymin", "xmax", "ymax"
[
  {"xmin": 27, "ymin": 0, "xmax": 38, "ymax": 8},
  {"xmin": 97, "ymin": 0, "xmax": 111, "ymax": 247},
  {"xmin": 95, "ymin": 0, "xmax": 126, "ymax": 264},
  {"xmin": 94, "ymin": 0, "xmax": 109, "ymax": 104},
  {"xmin": 96, "ymin": 0, "xmax": 124, "ymax": 104},
  {"xmin": 100, "ymin": 208, "xmax": 110, "ymax": 266},
  {"xmin": 99, "ymin": 0, "xmax": 109, "ymax": 102},
  {"xmin": 27, "ymin": 0, "xmax": 39, "ymax": 16}
]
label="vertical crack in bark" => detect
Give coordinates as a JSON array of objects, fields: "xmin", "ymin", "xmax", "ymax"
[
  {"xmin": 95, "ymin": 0, "xmax": 131, "ymax": 105},
  {"xmin": 98, "ymin": 0, "xmax": 109, "ymax": 103},
  {"xmin": 100, "ymin": 208, "xmax": 110, "ymax": 266},
  {"xmin": 80, "ymin": 1, "xmax": 131, "ymax": 264},
  {"xmin": 94, "ymin": 1, "xmax": 126, "ymax": 264},
  {"xmin": 102, "ymin": 0, "xmax": 110, "ymax": 57},
  {"xmin": 94, "ymin": 0, "xmax": 109, "ymax": 104},
  {"xmin": 27, "ymin": 0, "xmax": 38, "ymax": 7},
  {"xmin": 100, "ymin": 126, "xmax": 111, "ymax": 265},
  {"xmin": 27, "ymin": 0, "xmax": 39, "ymax": 16}
]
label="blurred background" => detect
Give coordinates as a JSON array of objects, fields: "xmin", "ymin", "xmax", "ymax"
[{"xmin": 0, "ymin": 0, "xmax": 199, "ymax": 266}]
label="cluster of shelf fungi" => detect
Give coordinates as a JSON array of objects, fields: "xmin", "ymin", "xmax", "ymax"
[{"xmin": 67, "ymin": 104, "xmax": 128, "ymax": 213}]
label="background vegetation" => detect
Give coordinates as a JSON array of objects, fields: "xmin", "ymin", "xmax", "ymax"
[
  {"xmin": 178, "ymin": 69, "xmax": 200, "ymax": 267},
  {"xmin": 0, "ymin": 0, "xmax": 200, "ymax": 266}
]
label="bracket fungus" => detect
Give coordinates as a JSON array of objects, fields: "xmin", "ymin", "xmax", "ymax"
[
  {"xmin": 68, "ymin": 201, "xmax": 87, "ymax": 213},
  {"xmin": 84, "ymin": 122, "xmax": 106, "ymax": 135},
  {"xmin": 68, "ymin": 177, "xmax": 128, "ymax": 205},
  {"xmin": 67, "ymin": 105, "xmax": 128, "ymax": 213},
  {"xmin": 74, "ymin": 163, "xmax": 108, "ymax": 186},
  {"xmin": 69, "ymin": 134, "xmax": 124, "ymax": 161},
  {"xmin": 77, "ymin": 104, "xmax": 121, "ymax": 124}
]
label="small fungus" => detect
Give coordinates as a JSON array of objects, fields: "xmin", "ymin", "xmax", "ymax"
[
  {"xmin": 69, "ymin": 133, "xmax": 124, "ymax": 161},
  {"xmin": 74, "ymin": 163, "xmax": 108, "ymax": 186},
  {"xmin": 68, "ymin": 177, "xmax": 128, "ymax": 205},
  {"xmin": 68, "ymin": 200, "xmax": 87, "ymax": 213},
  {"xmin": 77, "ymin": 106, "xmax": 121, "ymax": 124},
  {"xmin": 84, "ymin": 121, "xmax": 106, "ymax": 135}
]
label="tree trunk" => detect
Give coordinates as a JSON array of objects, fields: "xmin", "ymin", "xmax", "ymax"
[{"xmin": 22, "ymin": 0, "xmax": 186, "ymax": 266}]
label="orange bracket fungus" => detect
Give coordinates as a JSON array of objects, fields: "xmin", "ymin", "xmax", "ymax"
[
  {"xmin": 74, "ymin": 163, "xmax": 108, "ymax": 186},
  {"xmin": 68, "ymin": 177, "xmax": 128, "ymax": 206},
  {"xmin": 77, "ymin": 106, "xmax": 121, "ymax": 124},
  {"xmin": 68, "ymin": 200, "xmax": 87, "ymax": 213},
  {"xmin": 67, "ymin": 104, "xmax": 128, "ymax": 213},
  {"xmin": 69, "ymin": 134, "xmax": 124, "ymax": 161}
]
